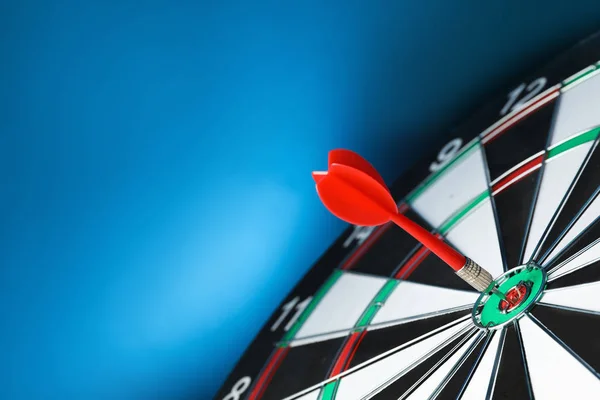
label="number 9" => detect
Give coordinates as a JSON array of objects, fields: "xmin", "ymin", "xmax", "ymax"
[
  {"xmin": 223, "ymin": 376, "xmax": 252, "ymax": 400},
  {"xmin": 429, "ymin": 138, "xmax": 463, "ymax": 172}
]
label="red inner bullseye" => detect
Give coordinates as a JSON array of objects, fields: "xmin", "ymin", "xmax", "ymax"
[{"xmin": 498, "ymin": 282, "xmax": 530, "ymax": 313}]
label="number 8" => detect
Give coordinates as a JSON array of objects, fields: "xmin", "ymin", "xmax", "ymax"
[{"xmin": 223, "ymin": 376, "xmax": 251, "ymax": 400}]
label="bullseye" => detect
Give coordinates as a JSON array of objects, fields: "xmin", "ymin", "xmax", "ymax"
[
  {"xmin": 472, "ymin": 263, "xmax": 546, "ymax": 330},
  {"xmin": 498, "ymin": 281, "xmax": 530, "ymax": 313}
]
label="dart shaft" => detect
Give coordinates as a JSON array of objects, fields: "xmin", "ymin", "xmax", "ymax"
[
  {"xmin": 389, "ymin": 213, "xmax": 495, "ymax": 292},
  {"xmin": 390, "ymin": 212, "xmax": 465, "ymax": 270}
]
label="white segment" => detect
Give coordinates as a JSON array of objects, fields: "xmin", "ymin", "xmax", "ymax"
[
  {"xmin": 541, "ymin": 281, "xmax": 600, "ymax": 313},
  {"xmin": 370, "ymin": 281, "xmax": 477, "ymax": 328},
  {"xmin": 551, "ymin": 72, "xmax": 600, "ymax": 146},
  {"xmin": 334, "ymin": 319, "xmax": 472, "ymax": 400},
  {"xmin": 519, "ymin": 315, "xmax": 600, "ymax": 398},
  {"xmin": 294, "ymin": 272, "xmax": 385, "ymax": 341},
  {"xmin": 411, "ymin": 146, "xmax": 488, "ymax": 228},
  {"xmin": 549, "ymin": 240, "xmax": 600, "ymax": 281},
  {"xmin": 294, "ymin": 389, "xmax": 320, "ymax": 400},
  {"xmin": 461, "ymin": 332, "xmax": 502, "ymax": 400},
  {"xmin": 545, "ymin": 193, "xmax": 600, "ymax": 263},
  {"xmin": 406, "ymin": 334, "xmax": 480, "ymax": 400},
  {"xmin": 445, "ymin": 198, "xmax": 504, "ymax": 278},
  {"xmin": 523, "ymin": 142, "xmax": 593, "ymax": 261}
]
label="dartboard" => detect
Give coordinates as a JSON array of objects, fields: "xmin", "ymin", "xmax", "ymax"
[{"xmin": 215, "ymin": 32, "xmax": 600, "ymax": 400}]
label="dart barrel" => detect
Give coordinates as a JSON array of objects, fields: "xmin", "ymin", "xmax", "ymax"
[{"xmin": 455, "ymin": 258, "xmax": 494, "ymax": 292}]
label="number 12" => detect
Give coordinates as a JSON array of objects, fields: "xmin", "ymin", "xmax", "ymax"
[{"xmin": 500, "ymin": 77, "xmax": 547, "ymax": 116}]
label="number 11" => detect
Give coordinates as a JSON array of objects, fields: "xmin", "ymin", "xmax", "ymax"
[{"xmin": 270, "ymin": 296, "xmax": 312, "ymax": 332}]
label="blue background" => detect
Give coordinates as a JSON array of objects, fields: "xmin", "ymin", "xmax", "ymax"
[{"xmin": 2, "ymin": 1, "xmax": 600, "ymax": 398}]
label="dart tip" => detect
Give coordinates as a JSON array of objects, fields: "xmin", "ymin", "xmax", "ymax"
[{"xmin": 312, "ymin": 171, "xmax": 327, "ymax": 184}]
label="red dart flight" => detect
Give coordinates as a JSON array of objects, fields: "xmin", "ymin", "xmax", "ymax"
[{"xmin": 313, "ymin": 149, "xmax": 496, "ymax": 293}]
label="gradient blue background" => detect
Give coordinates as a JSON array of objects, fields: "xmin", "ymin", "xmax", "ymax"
[{"xmin": 2, "ymin": 1, "xmax": 600, "ymax": 398}]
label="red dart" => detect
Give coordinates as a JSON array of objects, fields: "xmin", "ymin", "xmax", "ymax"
[{"xmin": 313, "ymin": 149, "xmax": 496, "ymax": 293}]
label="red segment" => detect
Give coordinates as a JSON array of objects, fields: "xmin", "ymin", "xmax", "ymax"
[
  {"xmin": 499, "ymin": 283, "xmax": 529, "ymax": 313},
  {"xmin": 492, "ymin": 154, "xmax": 545, "ymax": 195},
  {"xmin": 341, "ymin": 223, "xmax": 392, "ymax": 270},
  {"xmin": 397, "ymin": 202, "xmax": 410, "ymax": 214},
  {"xmin": 247, "ymin": 346, "xmax": 290, "ymax": 400},
  {"xmin": 329, "ymin": 331, "xmax": 367, "ymax": 377},
  {"xmin": 394, "ymin": 245, "xmax": 431, "ymax": 279}
]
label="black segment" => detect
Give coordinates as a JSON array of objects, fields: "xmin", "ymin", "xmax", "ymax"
[
  {"xmin": 547, "ymin": 257, "xmax": 600, "ymax": 289},
  {"xmin": 349, "ymin": 310, "xmax": 470, "ymax": 368},
  {"xmin": 436, "ymin": 333, "xmax": 491, "ymax": 399},
  {"xmin": 544, "ymin": 216, "xmax": 600, "ymax": 270},
  {"xmin": 350, "ymin": 209, "xmax": 431, "ymax": 276},
  {"xmin": 531, "ymin": 304, "xmax": 600, "ymax": 373},
  {"xmin": 261, "ymin": 337, "xmax": 345, "ymax": 400},
  {"xmin": 536, "ymin": 140, "xmax": 600, "ymax": 261},
  {"xmin": 375, "ymin": 331, "xmax": 473, "ymax": 400},
  {"xmin": 483, "ymin": 101, "xmax": 554, "ymax": 181},
  {"xmin": 493, "ymin": 170, "xmax": 541, "ymax": 269},
  {"xmin": 492, "ymin": 324, "xmax": 533, "ymax": 399},
  {"xmin": 405, "ymin": 252, "xmax": 476, "ymax": 291}
]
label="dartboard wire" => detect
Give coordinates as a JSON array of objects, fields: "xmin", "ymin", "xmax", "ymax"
[
  {"xmin": 524, "ymin": 312, "xmax": 600, "ymax": 378},
  {"xmin": 513, "ymin": 320, "xmax": 535, "ymax": 399},
  {"xmin": 455, "ymin": 331, "xmax": 496, "ymax": 400},
  {"xmin": 535, "ymin": 302, "xmax": 600, "ymax": 319},
  {"xmin": 537, "ymin": 183, "xmax": 600, "ymax": 268},
  {"xmin": 545, "ymin": 237, "xmax": 600, "ymax": 280},
  {"xmin": 358, "ymin": 326, "xmax": 479, "ymax": 400},
  {"xmin": 539, "ymin": 212, "xmax": 600, "ymax": 269},
  {"xmin": 561, "ymin": 62, "xmax": 600, "ymax": 92},
  {"xmin": 423, "ymin": 331, "xmax": 488, "ymax": 400},
  {"xmin": 281, "ymin": 316, "xmax": 473, "ymax": 400},
  {"xmin": 277, "ymin": 304, "xmax": 473, "ymax": 347},
  {"xmin": 396, "ymin": 331, "xmax": 484, "ymax": 400},
  {"xmin": 485, "ymin": 327, "xmax": 506, "ymax": 400},
  {"xmin": 515, "ymin": 89, "xmax": 559, "ymax": 268},
  {"xmin": 529, "ymin": 129, "xmax": 600, "ymax": 264},
  {"xmin": 480, "ymin": 137, "xmax": 510, "ymax": 273}
]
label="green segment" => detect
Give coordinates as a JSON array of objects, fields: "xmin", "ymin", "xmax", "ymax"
[
  {"xmin": 356, "ymin": 279, "xmax": 399, "ymax": 328},
  {"xmin": 547, "ymin": 127, "xmax": 600, "ymax": 159},
  {"xmin": 280, "ymin": 270, "xmax": 343, "ymax": 344},
  {"xmin": 479, "ymin": 265, "xmax": 545, "ymax": 327},
  {"xmin": 439, "ymin": 190, "xmax": 489, "ymax": 235},
  {"xmin": 406, "ymin": 139, "xmax": 479, "ymax": 204},
  {"xmin": 563, "ymin": 66, "xmax": 598, "ymax": 89},
  {"xmin": 320, "ymin": 381, "xmax": 339, "ymax": 400}
]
